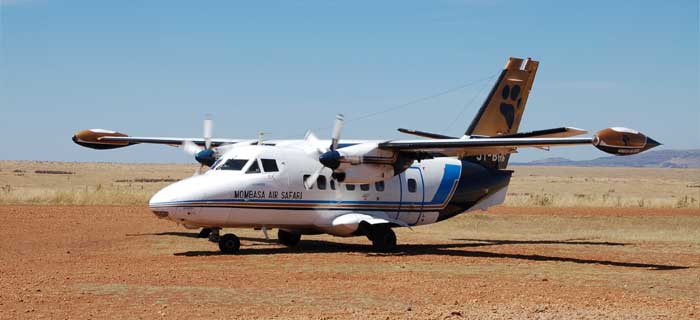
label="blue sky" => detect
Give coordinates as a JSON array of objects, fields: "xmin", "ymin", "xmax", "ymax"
[{"xmin": 1, "ymin": 0, "xmax": 698, "ymax": 163}]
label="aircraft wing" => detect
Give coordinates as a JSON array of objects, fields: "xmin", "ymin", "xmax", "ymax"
[
  {"xmin": 397, "ymin": 126, "xmax": 587, "ymax": 140},
  {"xmin": 97, "ymin": 136, "xmax": 242, "ymax": 147},
  {"xmin": 377, "ymin": 137, "xmax": 593, "ymax": 157},
  {"xmin": 72, "ymin": 129, "xmax": 244, "ymax": 149}
]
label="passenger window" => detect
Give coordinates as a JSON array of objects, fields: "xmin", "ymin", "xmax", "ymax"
[
  {"xmin": 219, "ymin": 159, "xmax": 248, "ymax": 170},
  {"xmin": 303, "ymin": 174, "xmax": 312, "ymax": 189},
  {"xmin": 375, "ymin": 181, "xmax": 385, "ymax": 192},
  {"xmin": 261, "ymin": 159, "xmax": 279, "ymax": 172},
  {"xmin": 330, "ymin": 179, "xmax": 336, "ymax": 190},
  {"xmin": 317, "ymin": 175, "xmax": 327, "ymax": 190},
  {"xmin": 246, "ymin": 160, "xmax": 261, "ymax": 174},
  {"xmin": 346, "ymin": 184, "xmax": 356, "ymax": 191},
  {"xmin": 360, "ymin": 184, "xmax": 370, "ymax": 191},
  {"xmin": 407, "ymin": 178, "xmax": 417, "ymax": 193}
]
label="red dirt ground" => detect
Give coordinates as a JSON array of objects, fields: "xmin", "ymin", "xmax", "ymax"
[{"xmin": 1, "ymin": 205, "xmax": 698, "ymax": 319}]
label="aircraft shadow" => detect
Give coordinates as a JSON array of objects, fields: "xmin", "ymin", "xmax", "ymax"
[
  {"xmin": 173, "ymin": 237, "xmax": 687, "ymax": 270},
  {"xmin": 126, "ymin": 232, "xmax": 279, "ymax": 244},
  {"xmin": 451, "ymin": 238, "xmax": 627, "ymax": 246},
  {"xmin": 127, "ymin": 232, "xmax": 201, "ymax": 238}
]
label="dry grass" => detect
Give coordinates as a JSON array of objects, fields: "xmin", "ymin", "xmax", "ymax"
[
  {"xmin": 505, "ymin": 166, "xmax": 700, "ymax": 208},
  {"xmin": 0, "ymin": 161, "xmax": 192, "ymax": 205},
  {"xmin": 1, "ymin": 161, "xmax": 698, "ymax": 208}
]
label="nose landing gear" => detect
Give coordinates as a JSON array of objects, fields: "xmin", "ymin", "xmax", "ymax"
[
  {"xmin": 197, "ymin": 228, "xmax": 212, "ymax": 238},
  {"xmin": 205, "ymin": 228, "xmax": 240, "ymax": 254},
  {"xmin": 218, "ymin": 233, "xmax": 240, "ymax": 254}
]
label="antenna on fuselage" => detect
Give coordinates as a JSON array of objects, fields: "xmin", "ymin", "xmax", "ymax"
[{"xmin": 258, "ymin": 131, "xmax": 265, "ymax": 145}]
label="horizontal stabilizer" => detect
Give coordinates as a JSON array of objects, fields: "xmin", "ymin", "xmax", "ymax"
[
  {"xmin": 397, "ymin": 128, "xmax": 457, "ymax": 139},
  {"xmin": 486, "ymin": 127, "xmax": 587, "ymax": 139}
]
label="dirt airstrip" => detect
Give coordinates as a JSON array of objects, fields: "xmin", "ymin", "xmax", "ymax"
[{"xmin": 1, "ymin": 205, "xmax": 698, "ymax": 319}]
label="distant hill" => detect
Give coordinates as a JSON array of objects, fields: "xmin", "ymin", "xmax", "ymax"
[{"xmin": 512, "ymin": 149, "xmax": 700, "ymax": 168}]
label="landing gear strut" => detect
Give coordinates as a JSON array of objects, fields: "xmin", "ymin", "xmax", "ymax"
[
  {"xmin": 369, "ymin": 226, "xmax": 397, "ymax": 252},
  {"xmin": 208, "ymin": 228, "xmax": 220, "ymax": 243},
  {"xmin": 277, "ymin": 229, "xmax": 301, "ymax": 247},
  {"xmin": 197, "ymin": 228, "xmax": 212, "ymax": 238}
]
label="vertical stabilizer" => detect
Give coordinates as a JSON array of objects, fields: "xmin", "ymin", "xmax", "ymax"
[
  {"xmin": 464, "ymin": 57, "xmax": 539, "ymax": 169},
  {"xmin": 466, "ymin": 57, "xmax": 539, "ymax": 137}
]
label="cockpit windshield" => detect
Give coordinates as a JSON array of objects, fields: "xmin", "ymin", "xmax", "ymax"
[{"xmin": 216, "ymin": 159, "xmax": 249, "ymax": 171}]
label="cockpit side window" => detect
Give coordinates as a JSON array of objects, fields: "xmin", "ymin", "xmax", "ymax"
[
  {"xmin": 261, "ymin": 159, "xmax": 279, "ymax": 172},
  {"xmin": 246, "ymin": 160, "xmax": 261, "ymax": 174},
  {"xmin": 218, "ymin": 159, "xmax": 248, "ymax": 170}
]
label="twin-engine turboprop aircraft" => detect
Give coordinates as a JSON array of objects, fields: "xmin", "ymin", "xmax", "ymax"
[{"xmin": 72, "ymin": 57, "xmax": 660, "ymax": 253}]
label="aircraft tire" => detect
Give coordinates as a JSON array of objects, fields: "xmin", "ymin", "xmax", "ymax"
[
  {"xmin": 371, "ymin": 227, "xmax": 397, "ymax": 252},
  {"xmin": 218, "ymin": 233, "xmax": 240, "ymax": 254},
  {"xmin": 197, "ymin": 228, "xmax": 212, "ymax": 238},
  {"xmin": 277, "ymin": 229, "xmax": 301, "ymax": 247}
]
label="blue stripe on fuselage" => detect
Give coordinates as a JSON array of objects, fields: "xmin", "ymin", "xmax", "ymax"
[{"xmin": 428, "ymin": 164, "xmax": 461, "ymax": 204}]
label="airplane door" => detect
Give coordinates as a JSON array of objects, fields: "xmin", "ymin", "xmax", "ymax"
[{"xmin": 398, "ymin": 167, "xmax": 424, "ymax": 225}]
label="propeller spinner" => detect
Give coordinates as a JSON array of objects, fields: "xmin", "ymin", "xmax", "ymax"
[
  {"xmin": 304, "ymin": 114, "xmax": 345, "ymax": 189},
  {"xmin": 181, "ymin": 117, "xmax": 217, "ymax": 175}
]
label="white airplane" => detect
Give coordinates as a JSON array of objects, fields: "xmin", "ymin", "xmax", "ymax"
[{"xmin": 73, "ymin": 57, "xmax": 660, "ymax": 254}]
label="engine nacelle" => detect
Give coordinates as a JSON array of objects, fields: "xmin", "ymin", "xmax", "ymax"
[
  {"xmin": 320, "ymin": 142, "xmax": 399, "ymax": 183},
  {"xmin": 593, "ymin": 127, "xmax": 660, "ymax": 156},
  {"xmin": 336, "ymin": 164, "xmax": 395, "ymax": 184}
]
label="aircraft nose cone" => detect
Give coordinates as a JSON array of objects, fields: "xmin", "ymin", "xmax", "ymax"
[
  {"xmin": 149, "ymin": 187, "xmax": 175, "ymax": 207},
  {"xmin": 148, "ymin": 186, "xmax": 179, "ymax": 219}
]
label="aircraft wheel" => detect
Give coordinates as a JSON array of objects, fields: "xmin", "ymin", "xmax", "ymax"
[
  {"xmin": 277, "ymin": 229, "xmax": 301, "ymax": 247},
  {"xmin": 371, "ymin": 227, "xmax": 397, "ymax": 252},
  {"xmin": 197, "ymin": 228, "xmax": 212, "ymax": 238},
  {"xmin": 218, "ymin": 233, "xmax": 240, "ymax": 254}
]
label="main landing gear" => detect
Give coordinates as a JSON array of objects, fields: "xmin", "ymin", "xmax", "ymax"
[
  {"xmin": 277, "ymin": 229, "xmax": 301, "ymax": 247},
  {"xmin": 368, "ymin": 226, "xmax": 397, "ymax": 252},
  {"xmin": 207, "ymin": 228, "xmax": 240, "ymax": 254}
]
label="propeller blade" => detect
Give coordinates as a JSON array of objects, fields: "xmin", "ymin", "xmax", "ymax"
[
  {"xmin": 330, "ymin": 114, "xmax": 344, "ymax": 151},
  {"xmin": 203, "ymin": 118, "xmax": 213, "ymax": 150},
  {"xmin": 303, "ymin": 166, "xmax": 323, "ymax": 190},
  {"xmin": 193, "ymin": 164, "xmax": 205, "ymax": 176},
  {"xmin": 304, "ymin": 130, "xmax": 327, "ymax": 154},
  {"xmin": 181, "ymin": 140, "xmax": 203, "ymax": 156}
]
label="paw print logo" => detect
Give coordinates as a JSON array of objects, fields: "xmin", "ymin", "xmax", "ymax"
[{"xmin": 499, "ymin": 84, "xmax": 522, "ymax": 131}]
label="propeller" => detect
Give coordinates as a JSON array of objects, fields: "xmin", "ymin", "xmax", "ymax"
[
  {"xmin": 203, "ymin": 118, "xmax": 213, "ymax": 150},
  {"xmin": 180, "ymin": 116, "xmax": 216, "ymax": 175},
  {"xmin": 304, "ymin": 114, "xmax": 344, "ymax": 189}
]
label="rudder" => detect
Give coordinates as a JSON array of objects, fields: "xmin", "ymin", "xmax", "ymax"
[
  {"xmin": 466, "ymin": 57, "xmax": 539, "ymax": 137},
  {"xmin": 463, "ymin": 57, "xmax": 539, "ymax": 169}
]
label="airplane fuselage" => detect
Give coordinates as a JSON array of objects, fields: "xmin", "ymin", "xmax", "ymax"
[{"xmin": 148, "ymin": 144, "xmax": 511, "ymax": 237}]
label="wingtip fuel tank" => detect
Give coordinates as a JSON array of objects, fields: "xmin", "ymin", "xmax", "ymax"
[
  {"xmin": 72, "ymin": 129, "xmax": 130, "ymax": 149},
  {"xmin": 593, "ymin": 127, "xmax": 661, "ymax": 156}
]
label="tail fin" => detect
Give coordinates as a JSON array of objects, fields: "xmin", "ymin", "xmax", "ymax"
[
  {"xmin": 466, "ymin": 57, "xmax": 539, "ymax": 137},
  {"xmin": 464, "ymin": 57, "xmax": 539, "ymax": 169}
]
